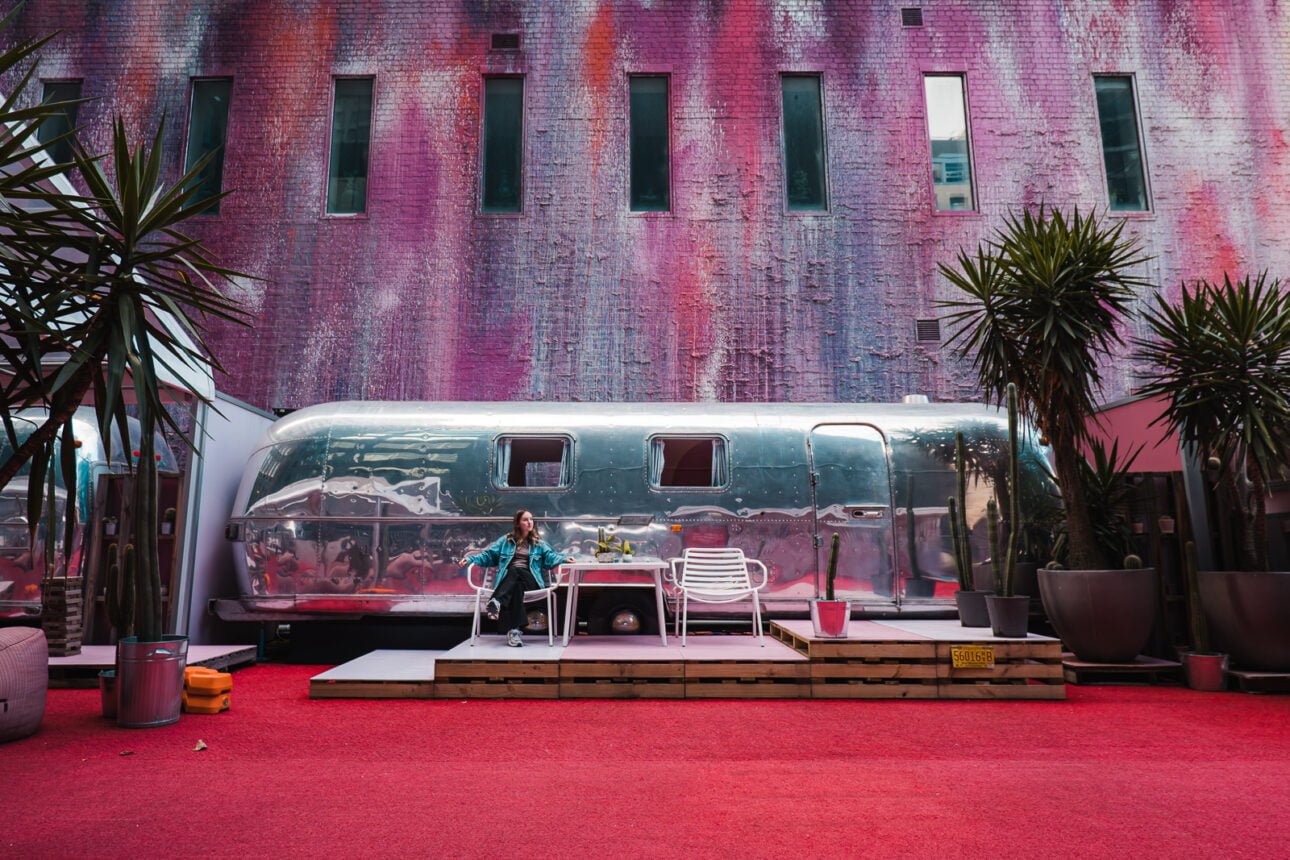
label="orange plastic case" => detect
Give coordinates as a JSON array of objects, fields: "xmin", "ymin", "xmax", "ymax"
[{"xmin": 183, "ymin": 666, "xmax": 233, "ymax": 712}]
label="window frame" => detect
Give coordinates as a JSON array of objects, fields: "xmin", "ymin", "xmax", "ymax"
[
  {"xmin": 645, "ymin": 434, "xmax": 732, "ymax": 493},
  {"xmin": 490, "ymin": 433, "xmax": 575, "ymax": 492},
  {"xmin": 627, "ymin": 72, "xmax": 673, "ymax": 215},
  {"xmin": 181, "ymin": 76, "xmax": 234, "ymax": 217},
  {"xmin": 478, "ymin": 74, "xmax": 526, "ymax": 217},
  {"xmin": 921, "ymin": 71, "xmax": 979, "ymax": 217},
  {"xmin": 778, "ymin": 72, "xmax": 830, "ymax": 215},
  {"xmin": 36, "ymin": 78, "xmax": 83, "ymax": 167},
  {"xmin": 1092, "ymin": 72, "xmax": 1153, "ymax": 216},
  {"xmin": 323, "ymin": 74, "xmax": 376, "ymax": 219}
]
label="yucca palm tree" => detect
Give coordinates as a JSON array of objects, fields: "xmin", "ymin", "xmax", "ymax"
[
  {"xmin": 937, "ymin": 206, "xmax": 1153, "ymax": 570},
  {"xmin": 1135, "ymin": 273, "xmax": 1290, "ymax": 571},
  {"xmin": 0, "ymin": 18, "xmax": 253, "ymax": 639}
]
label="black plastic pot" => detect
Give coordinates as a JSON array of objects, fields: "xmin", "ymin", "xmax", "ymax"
[
  {"xmin": 955, "ymin": 590, "xmax": 992, "ymax": 628},
  {"xmin": 986, "ymin": 594, "xmax": 1029, "ymax": 638}
]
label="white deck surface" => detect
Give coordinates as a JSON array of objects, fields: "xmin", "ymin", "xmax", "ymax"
[
  {"xmin": 48, "ymin": 643, "xmax": 257, "ymax": 669},
  {"xmin": 772, "ymin": 617, "xmax": 1055, "ymax": 643},
  {"xmin": 311, "ymin": 649, "xmax": 444, "ymax": 682}
]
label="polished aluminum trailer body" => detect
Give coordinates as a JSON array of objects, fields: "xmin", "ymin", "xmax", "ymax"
[{"xmin": 225, "ymin": 401, "xmax": 1055, "ymax": 625}]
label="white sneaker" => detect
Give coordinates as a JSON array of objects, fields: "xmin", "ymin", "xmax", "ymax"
[
  {"xmin": 506, "ymin": 629, "xmax": 524, "ymax": 647},
  {"xmin": 485, "ymin": 599, "xmax": 500, "ymax": 621}
]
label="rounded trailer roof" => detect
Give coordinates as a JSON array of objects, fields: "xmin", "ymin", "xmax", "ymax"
[{"xmin": 258, "ymin": 400, "xmax": 1011, "ymax": 445}]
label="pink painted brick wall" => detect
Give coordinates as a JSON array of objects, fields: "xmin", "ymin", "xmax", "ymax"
[{"xmin": 8, "ymin": 0, "xmax": 1290, "ymax": 409}]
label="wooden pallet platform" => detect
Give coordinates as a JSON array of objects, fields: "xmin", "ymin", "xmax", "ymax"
[
  {"xmin": 309, "ymin": 623, "xmax": 1067, "ymax": 700},
  {"xmin": 1062, "ymin": 655, "xmax": 1182, "ymax": 686},
  {"xmin": 48, "ymin": 644, "xmax": 258, "ymax": 688},
  {"xmin": 1227, "ymin": 669, "xmax": 1290, "ymax": 694}
]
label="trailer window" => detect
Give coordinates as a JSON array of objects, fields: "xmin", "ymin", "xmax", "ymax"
[
  {"xmin": 494, "ymin": 436, "xmax": 571, "ymax": 489},
  {"xmin": 649, "ymin": 437, "xmax": 728, "ymax": 489}
]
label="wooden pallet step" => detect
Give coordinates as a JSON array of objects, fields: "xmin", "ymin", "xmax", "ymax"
[
  {"xmin": 685, "ymin": 662, "xmax": 810, "ymax": 681},
  {"xmin": 939, "ymin": 682, "xmax": 1066, "ymax": 700},
  {"xmin": 684, "ymin": 678, "xmax": 809, "ymax": 699},
  {"xmin": 1062, "ymin": 655, "xmax": 1181, "ymax": 686},
  {"xmin": 560, "ymin": 661, "xmax": 685, "ymax": 680},
  {"xmin": 1227, "ymin": 669, "xmax": 1290, "ymax": 694},
  {"xmin": 811, "ymin": 682, "xmax": 939, "ymax": 699},
  {"xmin": 310, "ymin": 680, "xmax": 434, "ymax": 699},
  {"xmin": 434, "ymin": 682, "xmax": 558, "ymax": 699},
  {"xmin": 558, "ymin": 680, "xmax": 685, "ymax": 699}
]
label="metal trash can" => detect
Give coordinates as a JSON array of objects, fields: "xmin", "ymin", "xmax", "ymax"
[{"xmin": 116, "ymin": 636, "xmax": 188, "ymax": 728}]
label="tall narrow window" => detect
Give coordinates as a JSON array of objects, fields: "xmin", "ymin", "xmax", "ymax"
[
  {"xmin": 326, "ymin": 77, "xmax": 373, "ymax": 215},
  {"xmin": 923, "ymin": 75, "xmax": 975, "ymax": 211},
  {"xmin": 781, "ymin": 75, "xmax": 827, "ymax": 210},
  {"xmin": 629, "ymin": 76, "xmax": 669, "ymax": 212},
  {"xmin": 184, "ymin": 78, "xmax": 232, "ymax": 214},
  {"xmin": 482, "ymin": 77, "xmax": 523, "ymax": 212},
  {"xmin": 37, "ymin": 80, "xmax": 81, "ymax": 165},
  {"xmin": 1094, "ymin": 76, "xmax": 1148, "ymax": 211}
]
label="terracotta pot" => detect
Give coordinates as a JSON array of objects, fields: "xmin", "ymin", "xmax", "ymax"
[
  {"xmin": 1038, "ymin": 567, "xmax": 1156, "ymax": 663},
  {"xmin": 955, "ymin": 590, "xmax": 992, "ymax": 628},
  {"xmin": 1197, "ymin": 571, "xmax": 1290, "ymax": 672}
]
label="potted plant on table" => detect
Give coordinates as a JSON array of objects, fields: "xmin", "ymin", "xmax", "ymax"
[
  {"xmin": 1178, "ymin": 541, "xmax": 1227, "ymax": 690},
  {"xmin": 938, "ymin": 206, "xmax": 1159, "ymax": 662},
  {"xmin": 1136, "ymin": 272, "xmax": 1290, "ymax": 672},
  {"xmin": 810, "ymin": 533, "xmax": 850, "ymax": 638}
]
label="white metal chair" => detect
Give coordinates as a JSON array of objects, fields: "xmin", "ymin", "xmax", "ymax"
[
  {"xmin": 466, "ymin": 564, "xmax": 560, "ymax": 647},
  {"xmin": 666, "ymin": 547, "xmax": 768, "ymax": 646}
]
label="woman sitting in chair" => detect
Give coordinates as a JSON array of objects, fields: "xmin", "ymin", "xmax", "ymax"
[{"xmin": 459, "ymin": 510, "xmax": 574, "ymax": 647}]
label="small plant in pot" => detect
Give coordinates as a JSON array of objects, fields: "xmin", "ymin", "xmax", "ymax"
[
  {"xmin": 947, "ymin": 433, "xmax": 991, "ymax": 628},
  {"xmin": 983, "ymin": 385, "xmax": 1027, "ymax": 637},
  {"xmin": 810, "ymin": 533, "xmax": 850, "ymax": 638},
  {"xmin": 1136, "ymin": 272, "xmax": 1290, "ymax": 672},
  {"xmin": 1179, "ymin": 541, "xmax": 1227, "ymax": 691}
]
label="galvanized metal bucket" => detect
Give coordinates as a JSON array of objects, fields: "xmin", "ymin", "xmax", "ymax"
[
  {"xmin": 810, "ymin": 599, "xmax": 850, "ymax": 638},
  {"xmin": 116, "ymin": 635, "xmax": 188, "ymax": 728}
]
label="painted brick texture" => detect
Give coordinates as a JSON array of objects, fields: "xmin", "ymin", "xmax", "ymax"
[{"xmin": 7, "ymin": 0, "xmax": 1290, "ymax": 410}]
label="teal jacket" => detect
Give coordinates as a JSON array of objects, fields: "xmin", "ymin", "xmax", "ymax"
[{"xmin": 465, "ymin": 535, "xmax": 565, "ymax": 588}]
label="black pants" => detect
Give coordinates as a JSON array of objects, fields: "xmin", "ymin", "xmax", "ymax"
[{"xmin": 492, "ymin": 567, "xmax": 539, "ymax": 633}]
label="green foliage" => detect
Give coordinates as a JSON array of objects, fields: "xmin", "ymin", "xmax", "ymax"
[
  {"xmin": 1182, "ymin": 541, "xmax": 1210, "ymax": 653},
  {"xmin": 947, "ymin": 432, "xmax": 974, "ymax": 591},
  {"xmin": 1051, "ymin": 438, "xmax": 1141, "ymax": 569},
  {"xmin": 0, "ymin": 20, "xmax": 254, "ymax": 638},
  {"xmin": 825, "ymin": 532, "xmax": 840, "ymax": 601},
  {"xmin": 938, "ymin": 205, "xmax": 1153, "ymax": 569},
  {"xmin": 1136, "ymin": 272, "xmax": 1290, "ymax": 571}
]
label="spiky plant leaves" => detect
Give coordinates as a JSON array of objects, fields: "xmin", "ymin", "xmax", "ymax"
[{"xmin": 937, "ymin": 205, "xmax": 1154, "ymax": 569}]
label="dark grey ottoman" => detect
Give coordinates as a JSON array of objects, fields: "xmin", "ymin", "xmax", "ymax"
[{"xmin": 0, "ymin": 627, "xmax": 48, "ymax": 742}]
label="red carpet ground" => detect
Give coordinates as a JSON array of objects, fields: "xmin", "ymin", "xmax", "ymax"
[{"xmin": 5, "ymin": 664, "xmax": 1288, "ymax": 859}]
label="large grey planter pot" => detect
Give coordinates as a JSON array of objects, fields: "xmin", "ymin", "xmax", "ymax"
[
  {"xmin": 116, "ymin": 635, "xmax": 188, "ymax": 728},
  {"xmin": 1038, "ymin": 568, "xmax": 1156, "ymax": 663},
  {"xmin": 1197, "ymin": 571, "xmax": 1290, "ymax": 672}
]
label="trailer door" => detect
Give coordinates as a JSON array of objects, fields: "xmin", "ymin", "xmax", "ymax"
[{"xmin": 808, "ymin": 424, "xmax": 896, "ymax": 604}]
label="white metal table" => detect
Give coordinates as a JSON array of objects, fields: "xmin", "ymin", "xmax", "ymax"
[{"xmin": 557, "ymin": 557, "xmax": 669, "ymax": 647}]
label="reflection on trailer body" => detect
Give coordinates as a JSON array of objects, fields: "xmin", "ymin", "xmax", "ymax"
[{"xmin": 223, "ymin": 401, "xmax": 1056, "ymax": 625}]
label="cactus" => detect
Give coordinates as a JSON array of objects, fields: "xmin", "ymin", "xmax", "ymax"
[
  {"xmin": 905, "ymin": 475, "xmax": 926, "ymax": 587},
  {"xmin": 1182, "ymin": 541, "xmax": 1210, "ymax": 653},
  {"xmin": 825, "ymin": 532, "xmax": 841, "ymax": 601},
  {"xmin": 104, "ymin": 542, "xmax": 136, "ymax": 637},
  {"xmin": 1002, "ymin": 382, "xmax": 1021, "ymax": 597},
  {"xmin": 947, "ymin": 432, "xmax": 975, "ymax": 591},
  {"xmin": 1045, "ymin": 561, "xmax": 1065, "ymax": 571},
  {"xmin": 987, "ymin": 499, "xmax": 1001, "ymax": 592},
  {"xmin": 1123, "ymin": 554, "xmax": 1143, "ymax": 569}
]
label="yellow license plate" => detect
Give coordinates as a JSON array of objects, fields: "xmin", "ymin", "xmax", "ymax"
[{"xmin": 951, "ymin": 645, "xmax": 996, "ymax": 669}]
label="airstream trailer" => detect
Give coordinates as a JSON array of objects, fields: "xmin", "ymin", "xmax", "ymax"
[
  {"xmin": 223, "ymin": 401, "xmax": 1057, "ymax": 633},
  {"xmin": 0, "ymin": 409, "xmax": 180, "ymax": 621}
]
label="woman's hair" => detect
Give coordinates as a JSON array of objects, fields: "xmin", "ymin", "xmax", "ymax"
[{"xmin": 510, "ymin": 509, "xmax": 540, "ymax": 545}]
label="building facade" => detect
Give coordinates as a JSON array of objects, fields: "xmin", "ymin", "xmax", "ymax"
[{"xmin": 9, "ymin": 0, "xmax": 1290, "ymax": 409}]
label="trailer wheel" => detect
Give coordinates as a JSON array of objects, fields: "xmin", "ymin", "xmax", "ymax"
[{"xmin": 586, "ymin": 591, "xmax": 659, "ymax": 636}]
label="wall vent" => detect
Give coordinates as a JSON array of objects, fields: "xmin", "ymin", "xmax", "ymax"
[
  {"xmin": 901, "ymin": 7, "xmax": 924, "ymax": 27},
  {"xmin": 490, "ymin": 33, "xmax": 521, "ymax": 51},
  {"xmin": 915, "ymin": 318, "xmax": 941, "ymax": 343}
]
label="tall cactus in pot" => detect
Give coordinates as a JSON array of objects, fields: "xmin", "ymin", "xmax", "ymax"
[{"xmin": 999, "ymin": 382, "xmax": 1021, "ymax": 598}]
